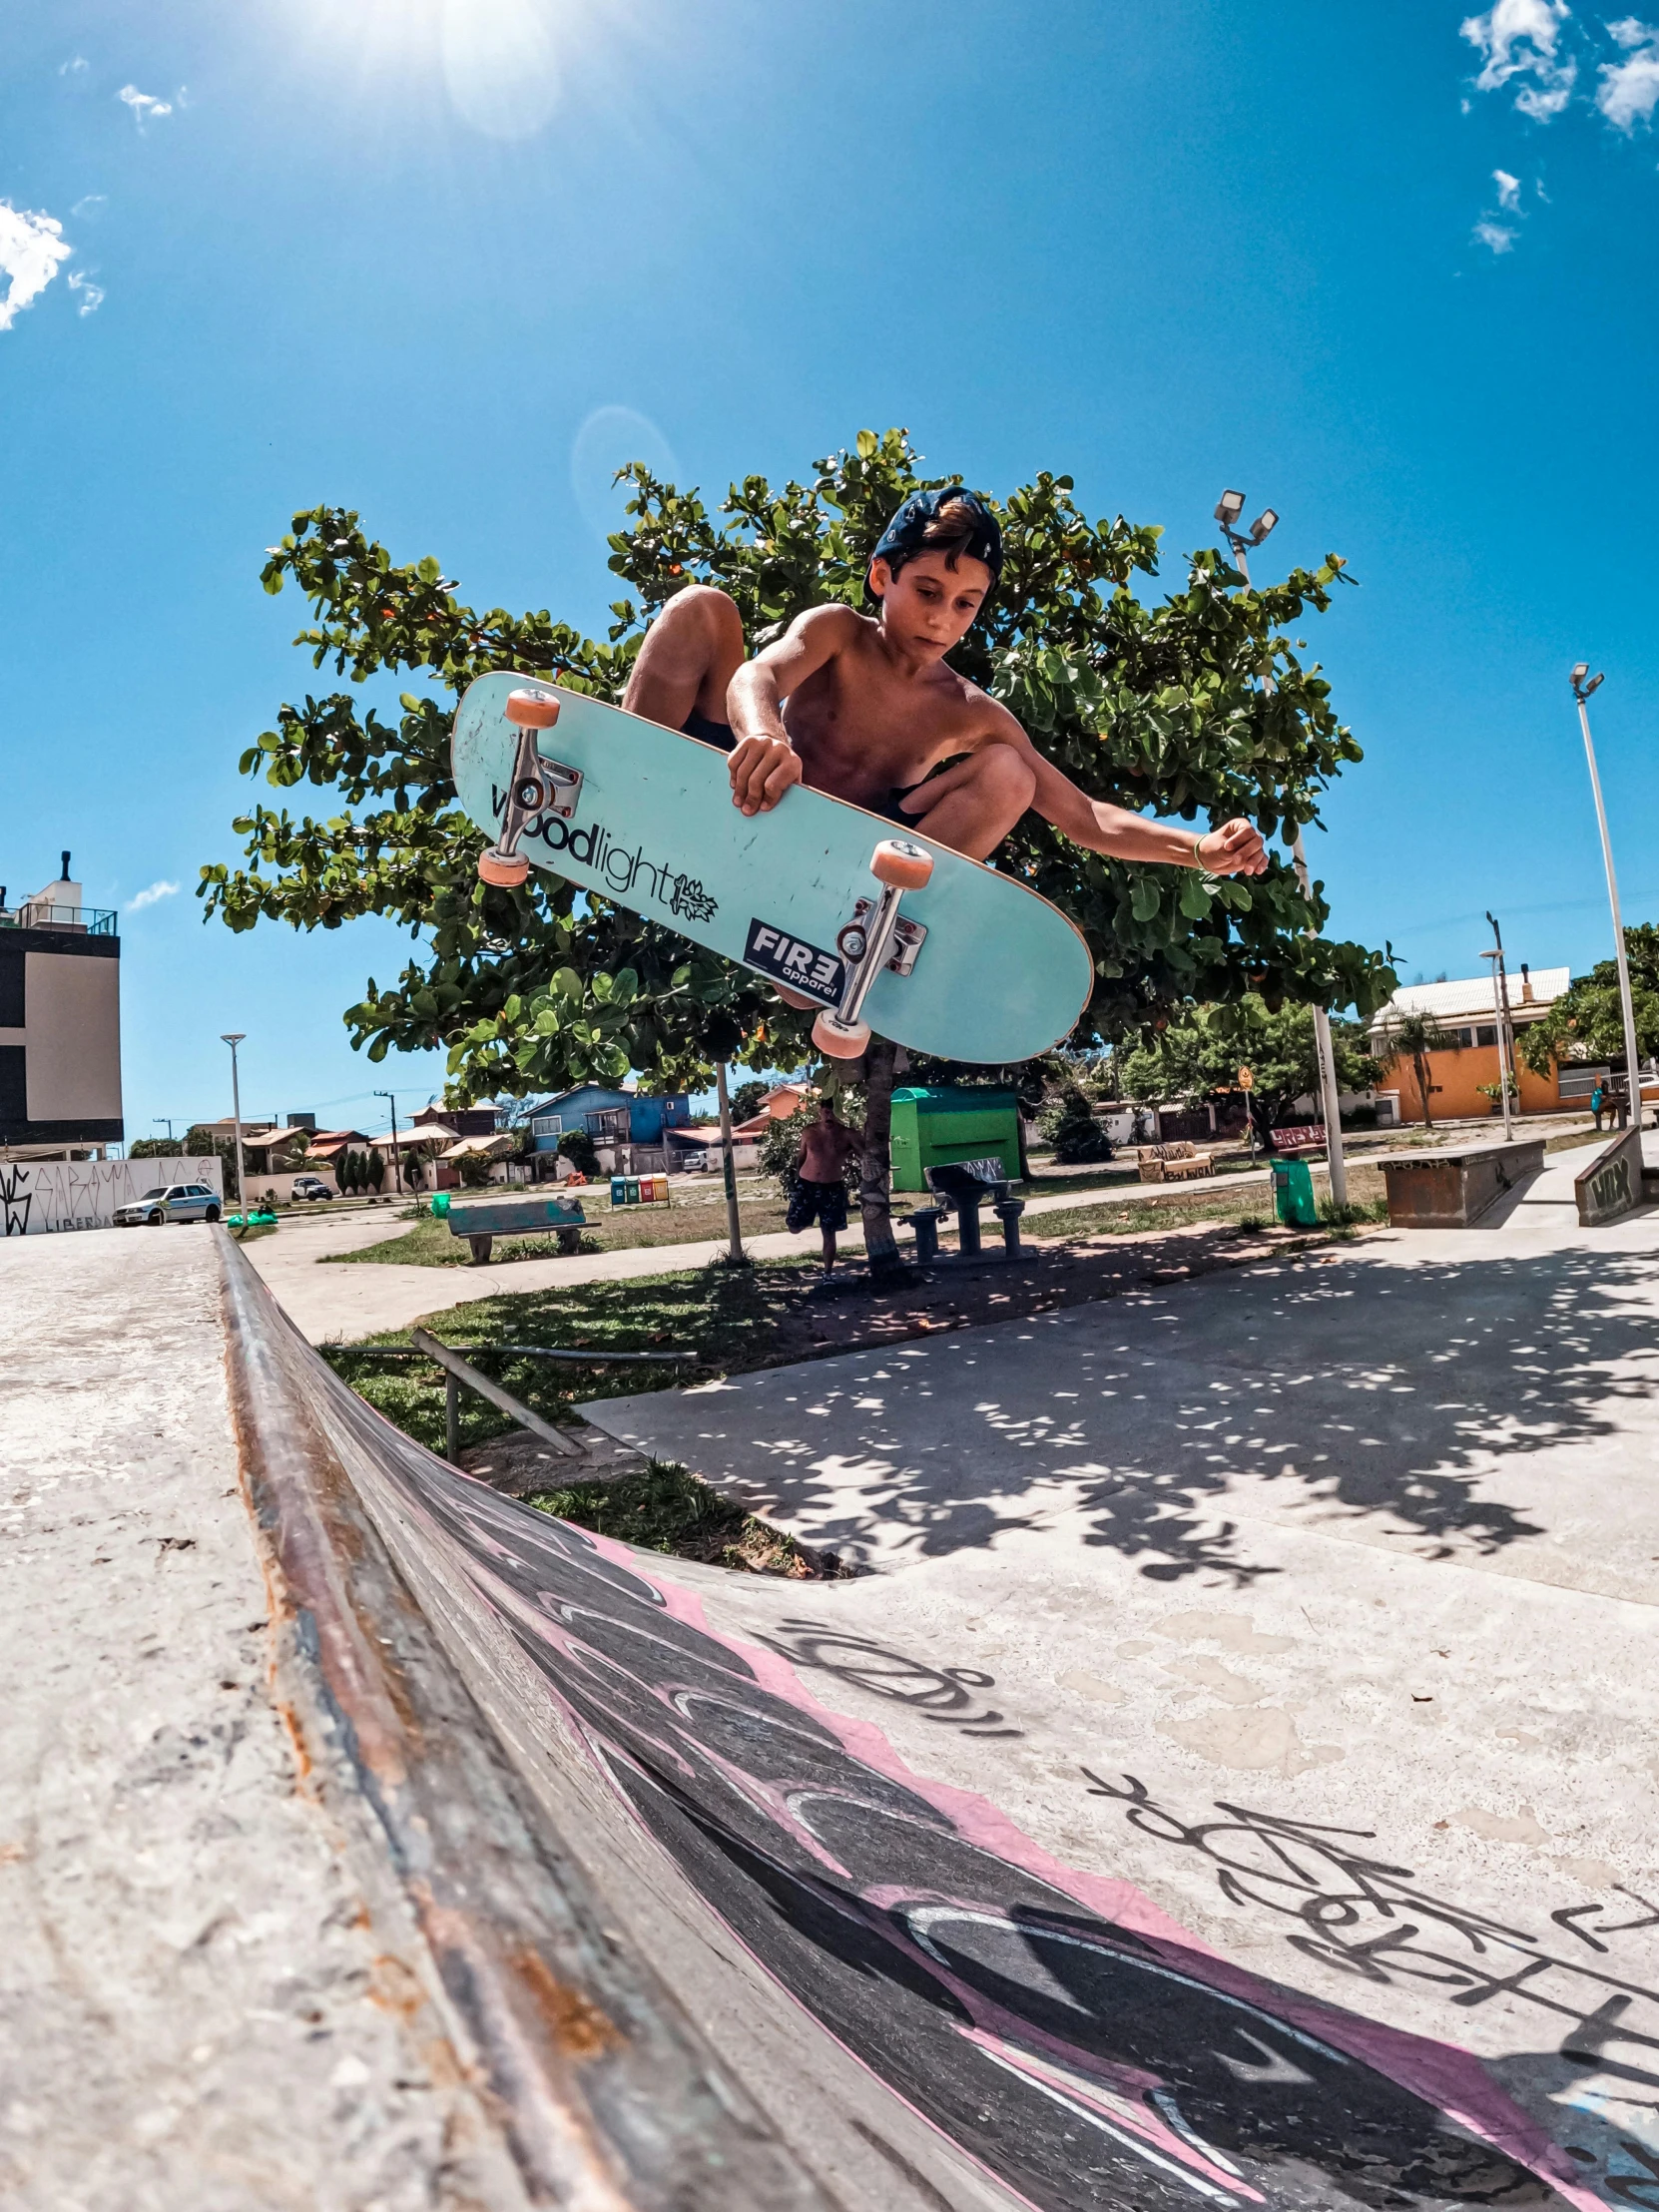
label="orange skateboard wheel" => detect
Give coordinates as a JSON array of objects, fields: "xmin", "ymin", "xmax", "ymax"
[
  {"xmin": 505, "ymin": 689, "xmax": 561, "ymax": 729},
  {"xmin": 870, "ymin": 837, "xmax": 932, "ymax": 889},
  {"xmin": 813, "ymin": 1012, "xmax": 870, "ymax": 1060},
  {"xmin": 478, "ymin": 847, "xmax": 529, "ymax": 887}
]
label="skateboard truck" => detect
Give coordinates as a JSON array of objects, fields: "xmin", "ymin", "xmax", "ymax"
[
  {"xmin": 812, "ymin": 837, "xmax": 934, "ymax": 1060},
  {"xmin": 477, "ymin": 688, "xmax": 583, "ymax": 888}
]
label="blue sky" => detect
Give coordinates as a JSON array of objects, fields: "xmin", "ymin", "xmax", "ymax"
[{"xmin": 4, "ymin": 0, "xmax": 1657, "ymax": 1141}]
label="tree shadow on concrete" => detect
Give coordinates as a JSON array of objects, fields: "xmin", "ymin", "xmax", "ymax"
[{"xmin": 601, "ymin": 1244, "xmax": 1659, "ymax": 1585}]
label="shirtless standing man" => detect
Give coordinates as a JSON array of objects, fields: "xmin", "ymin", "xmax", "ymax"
[
  {"xmin": 622, "ymin": 484, "xmax": 1272, "ymax": 880},
  {"xmin": 787, "ymin": 1097, "xmax": 863, "ymax": 1281}
]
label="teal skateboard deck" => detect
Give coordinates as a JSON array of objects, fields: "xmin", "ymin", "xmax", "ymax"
[{"xmin": 450, "ymin": 673, "xmax": 1093, "ymax": 1065}]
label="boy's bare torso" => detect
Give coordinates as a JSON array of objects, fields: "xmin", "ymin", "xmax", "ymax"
[
  {"xmin": 798, "ymin": 1117, "xmax": 861, "ymax": 1183},
  {"xmin": 782, "ymin": 612, "xmax": 1006, "ymax": 805}
]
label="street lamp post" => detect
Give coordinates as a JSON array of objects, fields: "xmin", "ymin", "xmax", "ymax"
[
  {"xmin": 713, "ymin": 1064, "xmax": 744, "ymax": 1264},
  {"xmin": 1570, "ymin": 666, "xmax": 1644, "ymax": 1129},
  {"xmin": 220, "ymin": 1035, "xmax": 247, "ymax": 1213},
  {"xmin": 1479, "ymin": 916, "xmax": 1515, "ymax": 1143},
  {"xmin": 373, "ymin": 1089, "xmax": 404, "ymax": 1194},
  {"xmin": 154, "ymin": 1117, "xmax": 176, "ymax": 1144},
  {"xmin": 1215, "ymin": 493, "xmax": 1349, "ymax": 1208}
]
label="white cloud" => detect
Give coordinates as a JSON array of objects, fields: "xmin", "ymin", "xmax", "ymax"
[
  {"xmin": 126, "ymin": 880, "xmax": 180, "ymax": 911},
  {"xmin": 60, "ymin": 55, "xmax": 88, "ymax": 76},
  {"xmin": 118, "ymin": 84, "xmax": 173, "ymax": 128},
  {"xmin": 1597, "ymin": 18, "xmax": 1659, "ymax": 128},
  {"xmin": 71, "ymin": 193, "xmax": 106, "ymax": 219},
  {"xmin": 0, "ymin": 203, "xmax": 72, "ymax": 332},
  {"xmin": 68, "ymin": 271, "xmax": 104, "ymax": 316},
  {"xmin": 1493, "ymin": 167, "xmax": 1523, "ymax": 205},
  {"xmin": 1461, "ymin": 0, "xmax": 1577, "ymax": 115},
  {"xmin": 1474, "ymin": 217, "xmax": 1518, "ymax": 250}
]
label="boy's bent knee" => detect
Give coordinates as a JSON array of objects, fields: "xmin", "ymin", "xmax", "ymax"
[
  {"xmin": 976, "ymin": 744, "xmax": 1036, "ymax": 813},
  {"xmin": 663, "ymin": 583, "xmax": 742, "ymax": 643}
]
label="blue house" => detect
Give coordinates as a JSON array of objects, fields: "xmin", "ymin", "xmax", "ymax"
[{"xmin": 525, "ymin": 1085, "xmax": 691, "ymax": 1157}]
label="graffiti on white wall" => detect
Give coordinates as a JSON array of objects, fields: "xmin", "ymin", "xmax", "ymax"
[{"xmin": 0, "ymin": 1156, "xmax": 225, "ymax": 1236}]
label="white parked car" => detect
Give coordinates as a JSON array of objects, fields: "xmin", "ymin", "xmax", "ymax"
[
  {"xmin": 114, "ymin": 1183, "xmax": 223, "ymax": 1227},
  {"xmin": 289, "ymin": 1174, "xmax": 334, "ymax": 1202}
]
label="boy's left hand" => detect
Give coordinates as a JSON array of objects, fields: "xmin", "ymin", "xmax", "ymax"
[
  {"xmin": 1198, "ymin": 820, "xmax": 1269, "ymax": 876},
  {"xmin": 728, "ymin": 734, "xmax": 804, "ymax": 817}
]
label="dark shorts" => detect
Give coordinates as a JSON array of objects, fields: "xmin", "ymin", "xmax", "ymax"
[
  {"xmin": 788, "ymin": 1178, "xmax": 849, "ymax": 1234},
  {"xmin": 684, "ymin": 712, "xmax": 920, "ymax": 827}
]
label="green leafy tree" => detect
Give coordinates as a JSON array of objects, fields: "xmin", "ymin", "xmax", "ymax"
[
  {"xmin": 183, "ymin": 1123, "xmax": 241, "ymax": 1200},
  {"xmin": 557, "ymin": 1128, "xmax": 600, "ymax": 1177},
  {"xmin": 729, "ymin": 1079, "xmax": 768, "ymax": 1124},
  {"xmin": 201, "ymin": 428, "xmax": 1392, "ymax": 1278},
  {"xmin": 1372, "ymin": 1011, "xmax": 1459, "ymax": 1133},
  {"xmin": 366, "ymin": 1145, "xmax": 386, "ymax": 1193},
  {"xmin": 1122, "ymin": 999, "xmax": 1375, "ymax": 1151},
  {"xmin": 1516, "ymin": 925, "xmax": 1659, "ymax": 1081},
  {"xmin": 127, "ymin": 1136, "xmax": 176, "ymax": 1160},
  {"xmin": 1040, "ymin": 1087, "xmax": 1113, "ymax": 1163}
]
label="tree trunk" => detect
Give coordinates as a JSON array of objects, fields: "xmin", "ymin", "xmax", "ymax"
[
  {"xmin": 1414, "ymin": 1051, "xmax": 1434, "ymax": 1131},
  {"xmin": 858, "ymin": 1034, "xmax": 904, "ymax": 1286}
]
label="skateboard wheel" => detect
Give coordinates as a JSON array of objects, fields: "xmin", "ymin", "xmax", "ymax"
[
  {"xmin": 813, "ymin": 1012, "xmax": 870, "ymax": 1060},
  {"xmin": 505, "ymin": 689, "xmax": 561, "ymax": 729},
  {"xmin": 870, "ymin": 837, "xmax": 932, "ymax": 889},
  {"xmin": 478, "ymin": 846, "xmax": 529, "ymax": 887}
]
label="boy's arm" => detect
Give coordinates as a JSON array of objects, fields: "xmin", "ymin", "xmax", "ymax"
[
  {"xmin": 725, "ymin": 605, "xmax": 863, "ymax": 817},
  {"xmin": 983, "ymin": 701, "xmax": 1269, "ymax": 877}
]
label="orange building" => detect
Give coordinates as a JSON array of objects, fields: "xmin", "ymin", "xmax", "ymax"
[{"xmin": 1366, "ymin": 967, "xmax": 1590, "ymax": 1124}]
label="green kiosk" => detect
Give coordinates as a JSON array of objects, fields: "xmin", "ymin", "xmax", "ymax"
[{"xmin": 888, "ymin": 1086, "xmax": 1022, "ymax": 1194}]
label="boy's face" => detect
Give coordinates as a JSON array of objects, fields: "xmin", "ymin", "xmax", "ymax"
[{"xmin": 869, "ymin": 549, "xmax": 992, "ymax": 658}]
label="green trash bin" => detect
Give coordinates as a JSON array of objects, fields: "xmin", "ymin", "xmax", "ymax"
[
  {"xmin": 431, "ymin": 1191, "xmax": 450, "ymax": 1218},
  {"xmin": 1271, "ymin": 1156, "xmax": 1320, "ymax": 1228}
]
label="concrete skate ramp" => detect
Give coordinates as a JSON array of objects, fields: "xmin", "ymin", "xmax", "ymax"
[{"xmin": 219, "ymin": 1234, "xmax": 1611, "ymax": 2211}]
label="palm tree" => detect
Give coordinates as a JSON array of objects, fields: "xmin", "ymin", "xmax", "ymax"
[{"xmin": 1374, "ymin": 1010, "xmax": 1460, "ymax": 1132}]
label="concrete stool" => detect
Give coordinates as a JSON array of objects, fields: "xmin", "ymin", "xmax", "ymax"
[
  {"xmin": 904, "ymin": 1205, "xmax": 946, "ymax": 1264},
  {"xmin": 994, "ymin": 1199, "xmax": 1025, "ymax": 1257}
]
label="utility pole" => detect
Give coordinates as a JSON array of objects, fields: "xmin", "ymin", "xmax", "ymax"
[
  {"xmin": 1570, "ymin": 667, "xmax": 1644, "ymax": 1129},
  {"xmin": 220, "ymin": 1035, "xmax": 247, "ymax": 1213},
  {"xmin": 1479, "ymin": 917, "xmax": 1516, "ymax": 1142},
  {"xmin": 154, "ymin": 1117, "xmax": 176, "ymax": 1144},
  {"xmin": 373, "ymin": 1090, "xmax": 404, "ymax": 1194},
  {"xmin": 1215, "ymin": 491, "xmax": 1349, "ymax": 1208},
  {"xmin": 714, "ymin": 1065, "xmax": 744, "ymax": 1264}
]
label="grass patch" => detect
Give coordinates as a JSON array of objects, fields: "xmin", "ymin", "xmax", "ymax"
[
  {"xmin": 321, "ymin": 1256, "xmax": 821, "ymax": 1458},
  {"xmin": 1023, "ymin": 1163, "xmax": 1387, "ymax": 1245},
  {"xmin": 325, "ymin": 1185, "xmax": 802, "ymax": 1266},
  {"xmin": 523, "ymin": 1459, "xmax": 822, "ymax": 1577}
]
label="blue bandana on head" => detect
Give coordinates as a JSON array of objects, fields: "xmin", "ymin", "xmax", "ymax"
[{"xmin": 870, "ymin": 486, "xmax": 1003, "ymax": 590}]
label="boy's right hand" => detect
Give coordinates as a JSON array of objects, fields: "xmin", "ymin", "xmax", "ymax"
[{"xmin": 728, "ymin": 734, "xmax": 804, "ymax": 817}]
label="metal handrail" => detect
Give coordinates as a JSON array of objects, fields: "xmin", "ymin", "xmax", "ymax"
[{"xmin": 0, "ymin": 902, "xmax": 118, "ymax": 935}]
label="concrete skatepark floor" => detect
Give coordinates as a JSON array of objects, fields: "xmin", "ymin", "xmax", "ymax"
[{"xmin": 4, "ymin": 1154, "xmax": 1658, "ymax": 2208}]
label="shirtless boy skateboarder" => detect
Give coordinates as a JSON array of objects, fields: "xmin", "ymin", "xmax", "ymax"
[
  {"xmin": 787, "ymin": 1097, "xmax": 863, "ymax": 1282},
  {"xmin": 622, "ymin": 484, "xmax": 1271, "ymax": 879}
]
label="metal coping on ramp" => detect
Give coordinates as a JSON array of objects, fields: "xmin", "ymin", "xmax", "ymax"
[{"xmin": 218, "ymin": 1231, "xmax": 1601, "ymax": 2211}]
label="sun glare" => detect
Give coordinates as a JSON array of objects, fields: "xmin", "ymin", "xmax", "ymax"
[{"xmin": 289, "ymin": 0, "xmax": 574, "ymax": 141}]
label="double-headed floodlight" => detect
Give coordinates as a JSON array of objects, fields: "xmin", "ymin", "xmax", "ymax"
[
  {"xmin": 1215, "ymin": 490, "xmax": 1279, "ymax": 569},
  {"xmin": 1571, "ymin": 663, "xmax": 1604, "ymax": 703}
]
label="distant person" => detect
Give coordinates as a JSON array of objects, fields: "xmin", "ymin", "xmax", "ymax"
[
  {"xmin": 788, "ymin": 1098, "xmax": 863, "ymax": 1282},
  {"xmin": 1590, "ymin": 1082, "xmax": 1604, "ymax": 1133}
]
